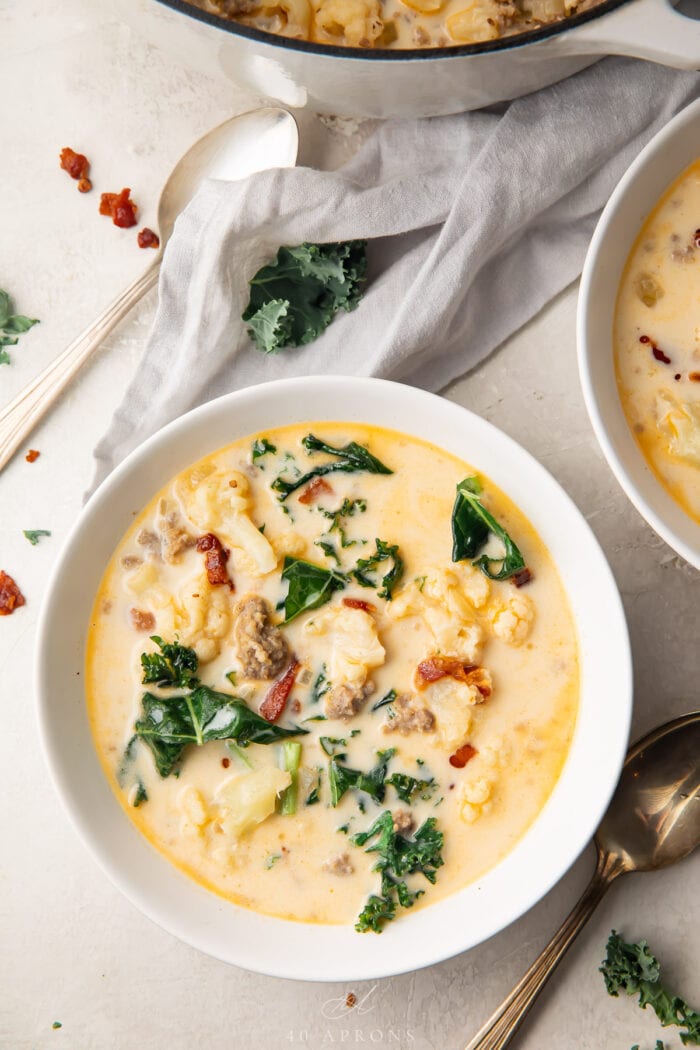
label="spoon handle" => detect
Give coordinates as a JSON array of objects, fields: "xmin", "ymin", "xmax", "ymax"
[
  {"xmin": 0, "ymin": 256, "xmax": 161, "ymax": 472},
  {"xmin": 464, "ymin": 853, "xmax": 621, "ymax": 1050}
]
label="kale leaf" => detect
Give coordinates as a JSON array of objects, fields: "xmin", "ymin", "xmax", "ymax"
[
  {"xmin": 0, "ymin": 288, "xmax": 39, "ymax": 365},
  {"xmin": 601, "ymin": 930, "xmax": 700, "ymax": 1045},
  {"xmin": 23, "ymin": 529, "xmax": 51, "ymax": 546},
  {"xmin": 135, "ymin": 686, "xmax": 308, "ymax": 777},
  {"xmin": 352, "ymin": 811, "xmax": 444, "ymax": 933},
  {"xmin": 272, "ymin": 434, "xmax": 391, "ymax": 502},
  {"xmin": 251, "ymin": 437, "xmax": 277, "ymax": 464},
  {"xmin": 386, "ymin": 772, "xmax": 437, "ymax": 804},
  {"xmin": 451, "ymin": 476, "xmax": 526, "ymax": 581},
  {"xmin": 311, "ymin": 664, "xmax": 330, "ymax": 704},
  {"xmin": 281, "ymin": 556, "xmax": 347, "ymax": 624},
  {"xmin": 243, "ymin": 241, "xmax": 367, "ymax": 354},
  {"xmin": 371, "ymin": 688, "xmax": 397, "ymax": 711},
  {"xmin": 351, "ymin": 538, "xmax": 403, "ymax": 600},
  {"xmin": 140, "ymin": 635, "xmax": 200, "ymax": 688},
  {"xmin": 329, "ymin": 749, "xmax": 395, "ymax": 807},
  {"xmin": 320, "ymin": 497, "xmax": 368, "ymax": 548}
]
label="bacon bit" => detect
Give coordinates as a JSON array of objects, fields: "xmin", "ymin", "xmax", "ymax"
[
  {"xmin": 512, "ymin": 567, "xmax": 533, "ymax": 588},
  {"xmin": 346, "ymin": 993, "xmax": 357, "ymax": 1009},
  {"xmin": 260, "ymin": 659, "xmax": 300, "ymax": 722},
  {"xmin": 298, "ymin": 476, "xmax": 334, "ymax": 505},
  {"xmin": 77, "ymin": 178, "xmax": 92, "ymax": 193},
  {"xmin": 416, "ymin": 656, "xmax": 492, "ymax": 698},
  {"xmin": 221, "ymin": 757, "xmax": 230, "ymax": 768},
  {"xmin": 137, "ymin": 227, "xmax": 160, "ymax": 250},
  {"xmin": 129, "ymin": 608, "xmax": 156, "ymax": 632},
  {"xmin": 342, "ymin": 597, "xmax": 375, "ymax": 612},
  {"xmin": 196, "ymin": 533, "xmax": 234, "ymax": 590},
  {"xmin": 689, "ymin": 372, "xmax": 700, "ymax": 383},
  {"xmin": 449, "ymin": 743, "xmax": 478, "ymax": 769},
  {"xmin": 25, "ymin": 449, "xmax": 40, "ymax": 463},
  {"xmin": 0, "ymin": 571, "xmax": 26, "ymax": 616},
  {"xmin": 59, "ymin": 147, "xmax": 90, "ymax": 185},
  {"xmin": 639, "ymin": 334, "xmax": 671, "ymax": 365},
  {"xmin": 99, "ymin": 188, "xmax": 138, "ymax": 228}
]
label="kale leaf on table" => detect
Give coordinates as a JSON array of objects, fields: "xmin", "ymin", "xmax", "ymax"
[
  {"xmin": 0, "ymin": 287, "xmax": 39, "ymax": 365},
  {"xmin": 601, "ymin": 930, "xmax": 700, "ymax": 1046},
  {"xmin": 243, "ymin": 241, "xmax": 367, "ymax": 354}
]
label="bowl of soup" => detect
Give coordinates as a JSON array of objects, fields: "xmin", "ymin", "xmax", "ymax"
[
  {"xmin": 578, "ymin": 97, "xmax": 700, "ymax": 571},
  {"xmin": 36, "ymin": 376, "xmax": 631, "ymax": 980}
]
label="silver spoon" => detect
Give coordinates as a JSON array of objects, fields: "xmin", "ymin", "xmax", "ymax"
[
  {"xmin": 465, "ymin": 711, "xmax": 700, "ymax": 1050},
  {"xmin": 0, "ymin": 107, "xmax": 298, "ymax": 472}
]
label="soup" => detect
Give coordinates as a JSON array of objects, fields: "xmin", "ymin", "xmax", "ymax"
[
  {"xmin": 86, "ymin": 423, "xmax": 578, "ymax": 932},
  {"xmin": 194, "ymin": 0, "xmax": 602, "ymax": 50},
  {"xmin": 614, "ymin": 159, "xmax": 700, "ymax": 525}
]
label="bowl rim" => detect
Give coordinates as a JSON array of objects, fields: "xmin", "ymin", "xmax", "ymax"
[
  {"xmin": 155, "ymin": 0, "xmax": 630, "ymax": 63},
  {"xmin": 35, "ymin": 376, "xmax": 632, "ymax": 980},
  {"xmin": 577, "ymin": 97, "xmax": 700, "ymax": 571}
]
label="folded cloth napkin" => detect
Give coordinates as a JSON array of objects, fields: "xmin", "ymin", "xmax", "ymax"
[{"xmin": 92, "ymin": 57, "xmax": 700, "ymax": 490}]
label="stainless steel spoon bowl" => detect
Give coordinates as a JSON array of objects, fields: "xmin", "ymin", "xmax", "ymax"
[
  {"xmin": 0, "ymin": 107, "xmax": 298, "ymax": 472},
  {"xmin": 465, "ymin": 712, "xmax": 700, "ymax": 1050}
]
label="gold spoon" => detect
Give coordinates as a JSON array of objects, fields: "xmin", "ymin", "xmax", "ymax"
[
  {"xmin": 0, "ymin": 107, "xmax": 299, "ymax": 472},
  {"xmin": 465, "ymin": 712, "xmax": 700, "ymax": 1050}
]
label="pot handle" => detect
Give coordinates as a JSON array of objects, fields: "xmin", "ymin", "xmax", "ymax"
[{"xmin": 556, "ymin": 0, "xmax": 700, "ymax": 68}]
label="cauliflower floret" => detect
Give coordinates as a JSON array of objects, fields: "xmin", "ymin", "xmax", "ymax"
[
  {"xmin": 422, "ymin": 678, "xmax": 479, "ymax": 751},
  {"xmin": 656, "ymin": 391, "xmax": 700, "ymax": 467},
  {"xmin": 125, "ymin": 560, "xmax": 159, "ymax": 595},
  {"xmin": 490, "ymin": 593, "xmax": 534, "ymax": 646},
  {"xmin": 305, "ymin": 603, "xmax": 385, "ymax": 689},
  {"xmin": 446, "ymin": 0, "xmax": 510, "ymax": 43},
  {"xmin": 459, "ymin": 776, "xmax": 494, "ymax": 824},
  {"xmin": 260, "ymin": 0, "xmax": 311, "ymax": 35},
  {"xmin": 215, "ymin": 767, "xmax": 291, "ymax": 840},
  {"xmin": 315, "ymin": 0, "xmax": 384, "ymax": 46},
  {"xmin": 390, "ymin": 567, "xmax": 486, "ymax": 663},
  {"xmin": 273, "ymin": 532, "xmax": 307, "ymax": 560},
  {"xmin": 177, "ymin": 466, "xmax": 276, "ymax": 577},
  {"xmin": 146, "ymin": 572, "xmax": 231, "ymax": 663}
]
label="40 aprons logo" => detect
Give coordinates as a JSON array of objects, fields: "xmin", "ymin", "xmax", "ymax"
[{"xmin": 285, "ymin": 986, "xmax": 417, "ymax": 1044}]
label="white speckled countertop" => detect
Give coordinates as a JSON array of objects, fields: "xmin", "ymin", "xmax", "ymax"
[{"xmin": 2, "ymin": 3, "xmax": 699, "ymax": 1048}]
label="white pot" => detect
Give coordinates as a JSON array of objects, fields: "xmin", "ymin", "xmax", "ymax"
[{"xmin": 126, "ymin": 0, "xmax": 700, "ymax": 117}]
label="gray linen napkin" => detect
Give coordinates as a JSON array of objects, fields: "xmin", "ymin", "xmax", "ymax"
[{"xmin": 92, "ymin": 58, "xmax": 699, "ymax": 489}]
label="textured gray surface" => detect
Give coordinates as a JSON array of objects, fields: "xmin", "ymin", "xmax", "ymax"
[{"xmin": 1, "ymin": 3, "xmax": 698, "ymax": 1049}]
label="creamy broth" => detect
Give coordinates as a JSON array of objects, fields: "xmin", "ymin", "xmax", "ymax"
[
  {"xmin": 614, "ymin": 159, "xmax": 700, "ymax": 525},
  {"xmin": 86, "ymin": 423, "xmax": 578, "ymax": 930}
]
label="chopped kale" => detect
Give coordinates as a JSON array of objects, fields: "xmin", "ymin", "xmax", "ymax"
[
  {"xmin": 351, "ymin": 539, "xmax": 404, "ymax": 600},
  {"xmin": 243, "ymin": 241, "xmax": 367, "ymax": 354},
  {"xmin": 272, "ymin": 434, "xmax": 391, "ymax": 502},
  {"xmin": 140, "ymin": 636, "xmax": 200, "ymax": 689},
  {"xmin": 451, "ymin": 476, "xmax": 526, "ymax": 581}
]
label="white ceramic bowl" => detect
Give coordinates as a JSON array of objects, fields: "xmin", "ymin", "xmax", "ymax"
[
  {"xmin": 578, "ymin": 98, "xmax": 700, "ymax": 571},
  {"xmin": 36, "ymin": 377, "xmax": 632, "ymax": 980}
]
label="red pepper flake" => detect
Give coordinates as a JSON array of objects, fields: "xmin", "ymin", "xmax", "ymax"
[
  {"xmin": 639, "ymin": 335, "xmax": 671, "ymax": 365},
  {"xmin": 0, "ymin": 571, "xmax": 26, "ymax": 616},
  {"xmin": 675, "ymin": 373, "xmax": 682, "ymax": 381},
  {"xmin": 511, "ymin": 567, "xmax": 533, "ymax": 588},
  {"xmin": 196, "ymin": 533, "xmax": 234, "ymax": 590},
  {"xmin": 100, "ymin": 188, "xmax": 138, "ymax": 228},
  {"xmin": 694, "ymin": 228, "xmax": 700, "ymax": 248},
  {"xmin": 416, "ymin": 656, "xmax": 491, "ymax": 698},
  {"xmin": 449, "ymin": 743, "xmax": 478, "ymax": 769},
  {"xmin": 298, "ymin": 476, "xmax": 334, "ymax": 505},
  {"xmin": 260, "ymin": 660, "xmax": 300, "ymax": 722},
  {"xmin": 346, "ymin": 993, "xmax": 357, "ymax": 1009},
  {"xmin": 221, "ymin": 757, "xmax": 230, "ymax": 768},
  {"xmin": 25, "ymin": 449, "xmax": 40, "ymax": 463},
  {"xmin": 342, "ymin": 597, "xmax": 375, "ymax": 612},
  {"xmin": 291, "ymin": 698, "xmax": 302, "ymax": 714},
  {"xmin": 137, "ymin": 227, "xmax": 160, "ymax": 250},
  {"xmin": 689, "ymin": 372, "xmax": 700, "ymax": 383},
  {"xmin": 59, "ymin": 147, "xmax": 91, "ymax": 189}
]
